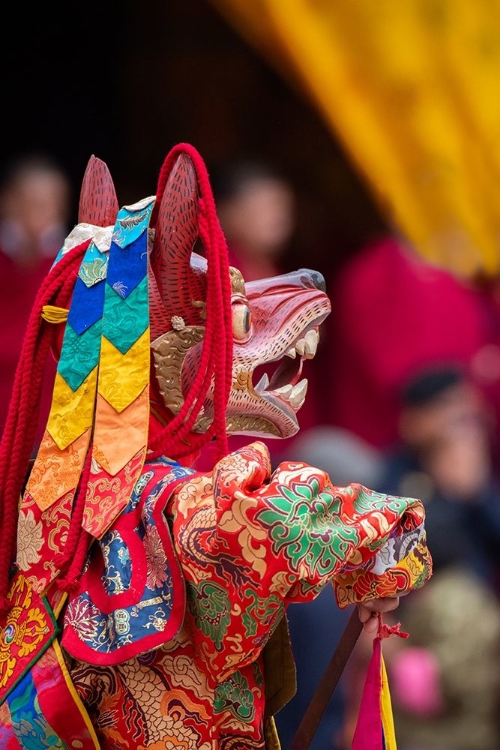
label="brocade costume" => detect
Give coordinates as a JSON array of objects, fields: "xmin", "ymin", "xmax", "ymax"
[
  {"xmin": 0, "ymin": 145, "xmax": 432, "ymax": 749},
  {"xmin": 0, "ymin": 444, "xmax": 430, "ymax": 749}
]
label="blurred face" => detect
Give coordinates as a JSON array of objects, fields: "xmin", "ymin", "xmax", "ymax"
[
  {"xmin": 399, "ymin": 381, "xmax": 493, "ymax": 496},
  {"xmin": 0, "ymin": 167, "xmax": 71, "ymax": 263},
  {"xmin": 218, "ymin": 177, "xmax": 295, "ymax": 258},
  {"xmin": 400, "ymin": 382, "xmax": 489, "ymax": 451},
  {"xmin": 4, "ymin": 170, "xmax": 70, "ymax": 241}
]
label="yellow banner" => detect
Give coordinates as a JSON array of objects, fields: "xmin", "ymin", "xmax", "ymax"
[{"xmin": 213, "ymin": 0, "xmax": 500, "ymax": 278}]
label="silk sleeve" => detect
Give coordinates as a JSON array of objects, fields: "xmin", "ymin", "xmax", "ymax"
[{"xmin": 167, "ymin": 441, "xmax": 432, "ymax": 680}]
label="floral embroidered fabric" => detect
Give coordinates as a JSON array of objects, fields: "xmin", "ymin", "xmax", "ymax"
[{"xmin": 67, "ymin": 441, "xmax": 431, "ymax": 749}]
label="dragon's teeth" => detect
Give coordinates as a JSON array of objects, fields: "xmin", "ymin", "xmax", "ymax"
[
  {"xmin": 304, "ymin": 330, "xmax": 319, "ymax": 358},
  {"xmin": 274, "ymin": 384, "xmax": 293, "ymax": 397},
  {"xmin": 256, "ymin": 373, "xmax": 270, "ymax": 390},
  {"xmin": 295, "ymin": 338, "xmax": 306, "ymax": 356},
  {"xmin": 289, "ymin": 379, "xmax": 308, "ymax": 408},
  {"xmin": 285, "ymin": 346, "xmax": 297, "ymax": 359}
]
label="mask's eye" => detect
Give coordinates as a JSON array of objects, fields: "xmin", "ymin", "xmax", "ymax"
[{"xmin": 232, "ymin": 301, "xmax": 252, "ymax": 341}]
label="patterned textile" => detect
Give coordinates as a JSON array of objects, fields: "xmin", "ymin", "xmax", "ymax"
[
  {"xmin": 26, "ymin": 197, "xmax": 154, "ymax": 539},
  {"xmin": 0, "ymin": 441, "xmax": 431, "ymax": 748},
  {"xmin": 62, "ymin": 458, "xmax": 193, "ymax": 664},
  {"xmin": 0, "ymin": 641, "xmax": 99, "ymax": 749},
  {"xmin": 0, "ymin": 574, "xmax": 57, "ymax": 705},
  {"xmin": 66, "ymin": 441, "xmax": 430, "ymax": 749}
]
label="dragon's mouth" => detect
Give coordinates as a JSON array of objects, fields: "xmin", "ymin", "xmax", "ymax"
[{"xmin": 254, "ymin": 328, "xmax": 320, "ymax": 413}]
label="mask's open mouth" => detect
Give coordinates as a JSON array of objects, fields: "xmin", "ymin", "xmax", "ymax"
[{"xmin": 254, "ymin": 328, "xmax": 319, "ymax": 412}]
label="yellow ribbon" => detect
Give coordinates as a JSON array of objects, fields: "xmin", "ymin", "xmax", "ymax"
[{"xmin": 41, "ymin": 305, "xmax": 69, "ymax": 324}]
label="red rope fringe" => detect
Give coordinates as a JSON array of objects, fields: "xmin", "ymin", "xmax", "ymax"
[
  {"xmin": 148, "ymin": 144, "xmax": 232, "ymax": 463},
  {"xmin": 0, "ymin": 241, "xmax": 89, "ymax": 610}
]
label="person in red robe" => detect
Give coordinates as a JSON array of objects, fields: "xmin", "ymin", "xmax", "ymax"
[{"xmin": 0, "ymin": 153, "xmax": 71, "ymax": 439}]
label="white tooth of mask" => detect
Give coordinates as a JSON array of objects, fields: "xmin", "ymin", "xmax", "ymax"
[
  {"xmin": 306, "ymin": 329, "xmax": 319, "ymax": 346},
  {"xmin": 275, "ymin": 384, "xmax": 293, "ymax": 397},
  {"xmin": 295, "ymin": 339, "xmax": 306, "ymax": 356},
  {"xmin": 304, "ymin": 330, "xmax": 319, "ymax": 358},
  {"xmin": 289, "ymin": 379, "xmax": 308, "ymax": 408},
  {"xmin": 255, "ymin": 373, "xmax": 270, "ymax": 390},
  {"xmin": 284, "ymin": 346, "xmax": 297, "ymax": 359}
]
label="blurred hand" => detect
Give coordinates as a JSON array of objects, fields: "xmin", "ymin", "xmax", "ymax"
[{"xmin": 357, "ymin": 596, "xmax": 400, "ymax": 633}]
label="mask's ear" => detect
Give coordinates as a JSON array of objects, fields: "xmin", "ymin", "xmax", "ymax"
[
  {"xmin": 52, "ymin": 155, "xmax": 119, "ymax": 361},
  {"xmin": 78, "ymin": 155, "xmax": 119, "ymax": 226},
  {"xmin": 149, "ymin": 153, "xmax": 207, "ymax": 340}
]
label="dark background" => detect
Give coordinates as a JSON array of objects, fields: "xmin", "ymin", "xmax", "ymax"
[{"xmin": 1, "ymin": 0, "xmax": 388, "ymax": 279}]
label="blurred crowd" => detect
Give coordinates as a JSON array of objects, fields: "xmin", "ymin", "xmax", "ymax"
[
  {"xmin": 208, "ymin": 158, "xmax": 500, "ymax": 750},
  {"xmin": 3, "ymin": 150, "xmax": 500, "ymax": 750}
]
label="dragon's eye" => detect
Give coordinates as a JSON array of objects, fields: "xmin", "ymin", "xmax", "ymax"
[{"xmin": 232, "ymin": 301, "xmax": 252, "ymax": 341}]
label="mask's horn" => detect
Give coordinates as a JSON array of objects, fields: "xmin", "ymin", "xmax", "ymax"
[
  {"xmin": 150, "ymin": 153, "xmax": 206, "ymax": 331},
  {"xmin": 78, "ymin": 155, "xmax": 119, "ymax": 227}
]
